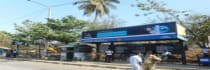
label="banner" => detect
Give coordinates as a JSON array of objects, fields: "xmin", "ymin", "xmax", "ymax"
[{"xmin": 82, "ymin": 22, "xmax": 176, "ymax": 39}]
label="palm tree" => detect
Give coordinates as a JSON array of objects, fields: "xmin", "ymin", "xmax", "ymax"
[{"xmin": 74, "ymin": 0, "xmax": 120, "ymax": 23}]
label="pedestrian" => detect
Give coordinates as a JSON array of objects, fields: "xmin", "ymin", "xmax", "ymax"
[
  {"xmin": 143, "ymin": 51, "xmax": 161, "ymax": 70},
  {"xmin": 105, "ymin": 48, "xmax": 113, "ymax": 63},
  {"xmin": 161, "ymin": 50, "xmax": 171, "ymax": 62},
  {"xmin": 129, "ymin": 52, "xmax": 143, "ymax": 70},
  {"xmin": 202, "ymin": 48, "xmax": 209, "ymax": 57},
  {"xmin": 13, "ymin": 49, "xmax": 18, "ymax": 58},
  {"xmin": 5, "ymin": 50, "xmax": 11, "ymax": 59}
]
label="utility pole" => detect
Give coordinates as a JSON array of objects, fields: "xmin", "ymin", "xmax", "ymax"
[
  {"xmin": 28, "ymin": 0, "xmax": 71, "ymax": 59},
  {"xmin": 27, "ymin": 0, "xmax": 51, "ymax": 19},
  {"xmin": 28, "ymin": 0, "xmax": 71, "ymax": 19},
  {"xmin": 48, "ymin": 7, "xmax": 51, "ymax": 19}
]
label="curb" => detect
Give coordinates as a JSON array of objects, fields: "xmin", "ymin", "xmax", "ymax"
[
  {"xmin": 30, "ymin": 60, "xmax": 130, "ymax": 70},
  {"xmin": 21, "ymin": 59, "xmax": 210, "ymax": 70},
  {"xmin": 29, "ymin": 60, "xmax": 184, "ymax": 70}
]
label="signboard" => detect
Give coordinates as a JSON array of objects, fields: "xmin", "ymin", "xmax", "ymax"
[
  {"xmin": 81, "ymin": 22, "xmax": 186, "ymax": 43},
  {"xmin": 82, "ymin": 22, "xmax": 176, "ymax": 39},
  {"xmin": 176, "ymin": 23, "xmax": 186, "ymax": 37}
]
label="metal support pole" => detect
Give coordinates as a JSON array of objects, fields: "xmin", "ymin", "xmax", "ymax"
[
  {"xmin": 46, "ymin": 41, "xmax": 48, "ymax": 59},
  {"xmin": 17, "ymin": 45, "xmax": 20, "ymax": 52},
  {"xmin": 110, "ymin": 42, "xmax": 115, "ymax": 62},
  {"xmin": 95, "ymin": 43, "xmax": 101, "ymax": 61},
  {"xmin": 39, "ymin": 44, "xmax": 41, "ymax": 58},
  {"xmin": 180, "ymin": 40, "xmax": 187, "ymax": 65}
]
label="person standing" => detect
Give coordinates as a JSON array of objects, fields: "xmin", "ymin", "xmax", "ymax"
[
  {"xmin": 105, "ymin": 48, "xmax": 113, "ymax": 63},
  {"xmin": 129, "ymin": 52, "xmax": 143, "ymax": 70},
  {"xmin": 144, "ymin": 51, "xmax": 161, "ymax": 70},
  {"xmin": 5, "ymin": 50, "xmax": 11, "ymax": 59},
  {"xmin": 202, "ymin": 48, "xmax": 209, "ymax": 57},
  {"xmin": 13, "ymin": 49, "xmax": 18, "ymax": 58},
  {"xmin": 161, "ymin": 50, "xmax": 171, "ymax": 61}
]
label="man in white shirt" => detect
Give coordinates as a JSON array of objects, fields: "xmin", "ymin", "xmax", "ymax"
[
  {"xmin": 105, "ymin": 48, "xmax": 113, "ymax": 63},
  {"xmin": 129, "ymin": 52, "xmax": 143, "ymax": 70}
]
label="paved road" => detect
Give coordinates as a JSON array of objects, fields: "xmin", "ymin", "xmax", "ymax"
[
  {"xmin": 0, "ymin": 59, "xmax": 172, "ymax": 70},
  {"xmin": 1, "ymin": 59, "xmax": 209, "ymax": 70},
  {"xmin": 0, "ymin": 59, "xmax": 121, "ymax": 70}
]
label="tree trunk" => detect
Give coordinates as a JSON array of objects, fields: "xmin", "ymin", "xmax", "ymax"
[
  {"xmin": 196, "ymin": 42, "xmax": 206, "ymax": 48},
  {"xmin": 93, "ymin": 11, "xmax": 99, "ymax": 24},
  {"xmin": 197, "ymin": 43, "xmax": 202, "ymax": 48}
]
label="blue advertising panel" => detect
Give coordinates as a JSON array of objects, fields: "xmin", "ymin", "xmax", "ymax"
[{"xmin": 81, "ymin": 22, "xmax": 186, "ymax": 43}]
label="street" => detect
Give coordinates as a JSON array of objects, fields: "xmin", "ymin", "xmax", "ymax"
[
  {"xmin": 0, "ymin": 59, "xmax": 120, "ymax": 70},
  {"xmin": 1, "ymin": 59, "xmax": 210, "ymax": 70},
  {"xmin": 0, "ymin": 59, "xmax": 175, "ymax": 70}
]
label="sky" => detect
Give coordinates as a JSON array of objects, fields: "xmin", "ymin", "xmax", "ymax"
[{"xmin": 0, "ymin": 0, "xmax": 210, "ymax": 33}]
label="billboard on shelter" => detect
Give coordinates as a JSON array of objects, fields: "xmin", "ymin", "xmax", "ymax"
[
  {"xmin": 82, "ymin": 22, "xmax": 176, "ymax": 39},
  {"xmin": 81, "ymin": 22, "xmax": 186, "ymax": 43}
]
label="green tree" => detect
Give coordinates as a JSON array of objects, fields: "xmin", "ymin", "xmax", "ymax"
[
  {"xmin": 47, "ymin": 16, "xmax": 87, "ymax": 44},
  {"xmin": 15, "ymin": 16, "xmax": 87, "ymax": 44},
  {"xmin": 0, "ymin": 31, "xmax": 12, "ymax": 47},
  {"xmin": 185, "ymin": 15, "xmax": 210, "ymax": 48},
  {"xmin": 15, "ymin": 20, "xmax": 51, "ymax": 42},
  {"xmin": 74, "ymin": 0, "xmax": 120, "ymax": 22}
]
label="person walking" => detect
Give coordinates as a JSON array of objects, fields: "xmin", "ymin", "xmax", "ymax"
[
  {"xmin": 129, "ymin": 52, "xmax": 143, "ymax": 70},
  {"xmin": 143, "ymin": 51, "xmax": 161, "ymax": 70},
  {"xmin": 105, "ymin": 48, "xmax": 113, "ymax": 63}
]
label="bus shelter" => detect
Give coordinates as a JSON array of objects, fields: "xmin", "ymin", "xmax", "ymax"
[{"xmin": 80, "ymin": 22, "xmax": 187, "ymax": 64}]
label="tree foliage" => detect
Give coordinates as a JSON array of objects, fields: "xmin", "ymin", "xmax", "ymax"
[
  {"xmin": 47, "ymin": 16, "xmax": 86, "ymax": 43},
  {"xmin": 15, "ymin": 16, "xmax": 87, "ymax": 45},
  {"xmin": 15, "ymin": 20, "xmax": 49, "ymax": 38},
  {"xmin": 185, "ymin": 15, "xmax": 210, "ymax": 48},
  {"xmin": 74, "ymin": 0, "xmax": 120, "ymax": 22},
  {"xmin": 135, "ymin": 0, "xmax": 189, "ymax": 22},
  {"xmin": 0, "ymin": 31, "xmax": 12, "ymax": 47}
]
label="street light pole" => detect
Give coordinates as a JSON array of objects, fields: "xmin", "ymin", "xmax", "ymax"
[
  {"xmin": 28, "ymin": 0, "xmax": 51, "ymax": 19},
  {"xmin": 48, "ymin": 7, "xmax": 51, "ymax": 19}
]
